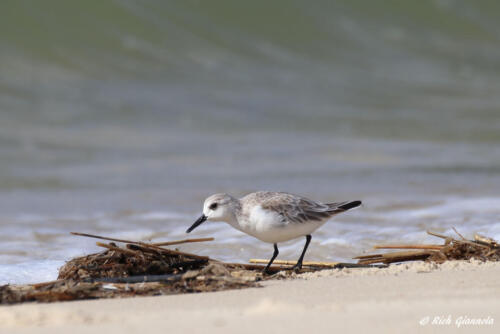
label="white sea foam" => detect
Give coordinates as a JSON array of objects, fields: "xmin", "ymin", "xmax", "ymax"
[{"xmin": 0, "ymin": 260, "xmax": 64, "ymax": 285}]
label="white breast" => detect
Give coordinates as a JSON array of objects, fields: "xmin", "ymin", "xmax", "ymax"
[{"xmin": 234, "ymin": 205, "xmax": 326, "ymax": 243}]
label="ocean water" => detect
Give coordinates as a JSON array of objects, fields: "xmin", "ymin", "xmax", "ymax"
[{"xmin": 1, "ymin": 0, "xmax": 500, "ymax": 284}]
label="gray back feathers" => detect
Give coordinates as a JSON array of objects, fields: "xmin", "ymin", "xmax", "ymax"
[{"xmin": 241, "ymin": 192, "xmax": 361, "ymax": 224}]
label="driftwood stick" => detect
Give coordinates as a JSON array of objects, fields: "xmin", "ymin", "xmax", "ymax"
[
  {"xmin": 71, "ymin": 232, "xmax": 209, "ymax": 260},
  {"xmin": 152, "ymin": 237, "xmax": 214, "ymax": 246},
  {"xmin": 222, "ymin": 262, "xmax": 286, "ymax": 270},
  {"xmin": 452, "ymin": 227, "xmax": 466, "ymax": 240},
  {"xmin": 249, "ymin": 259, "xmax": 382, "ymax": 269},
  {"xmin": 71, "ymin": 232, "xmax": 144, "ymax": 245},
  {"xmin": 249, "ymin": 259, "xmax": 341, "ymax": 267},
  {"xmin": 426, "ymin": 230, "xmax": 450, "ymax": 239},
  {"xmin": 380, "ymin": 250, "xmax": 433, "ymax": 258},
  {"xmin": 353, "ymin": 255, "xmax": 383, "ymax": 260},
  {"xmin": 335, "ymin": 263, "xmax": 388, "ymax": 269},
  {"xmin": 356, "ymin": 250, "xmax": 434, "ymax": 264},
  {"xmin": 373, "ymin": 244, "xmax": 444, "ymax": 250},
  {"xmin": 84, "ymin": 274, "xmax": 185, "ymax": 284},
  {"xmin": 353, "ymin": 254, "xmax": 384, "ymax": 260},
  {"xmin": 358, "ymin": 257, "xmax": 406, "ymax": 268},
  {"xmin": 127, "ymin": 243, "xmax": 210, "ymax": 260},
  {"xmin": 219, "ymin": 262, "xmax": 320, "ymax": 274},
  {"xmin": 357, "ymin": 258, "xmax": 384, "ymax": 265}
]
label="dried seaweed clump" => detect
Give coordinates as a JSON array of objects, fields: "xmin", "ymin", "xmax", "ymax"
[
  {"xmin": 58, "ymin": 242, "xmax": 207, "ymax": 280},
  {"xmin": 1, "ymin": 234, "xmax": 260, "ymax": 305},
  {"xmin": 1, "ymin": 263, "xmax": 257, "ymax": 305},
  {"xmin": 355, "ymin": 230, "xmax": 500, "ymax": 265}
]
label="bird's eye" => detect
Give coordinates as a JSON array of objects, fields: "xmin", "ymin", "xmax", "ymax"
[{"xmin": 209, "ymin": 203, "xmax": 218, "ymax": 210}]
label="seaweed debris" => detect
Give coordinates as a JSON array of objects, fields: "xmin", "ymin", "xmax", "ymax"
[
  {"xmin": 4, "ymin": 228, "xmax": 495, "ymax": 305},
  {"xmin": 2, "ymin": 232, "xmax": 361, "ymax": 305},
  {"xmin": 355, "ymin": 230, "xmax": 500, "ymax": 265}
]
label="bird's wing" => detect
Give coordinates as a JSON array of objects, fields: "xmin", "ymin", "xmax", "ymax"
[
  {"xmin": 260, "ymin": 193, "xmax": 334, "ymax": 224},
  {"xmin": 326, "ymin": 201, "xmax": 362, "ymax": 212}
]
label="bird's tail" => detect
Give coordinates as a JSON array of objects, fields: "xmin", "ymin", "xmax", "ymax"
[{"xmin": 327, "ymin": 200, "xmax": 362, "ymax": 213}]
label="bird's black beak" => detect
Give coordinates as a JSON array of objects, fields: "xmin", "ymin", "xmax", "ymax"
[{"xmin": 186, "ymin": 214, "xmax": 207, "ymax": 233}]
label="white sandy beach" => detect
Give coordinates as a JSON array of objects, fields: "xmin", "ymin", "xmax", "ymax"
[{"xmin": 1, "ymin": 260, "xmax": 499, "ymax": 334}]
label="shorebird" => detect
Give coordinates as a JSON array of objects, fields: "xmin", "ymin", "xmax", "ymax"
[{"xmin": 186, "ymin": 191, "xmax": 361, "ymax": 273}]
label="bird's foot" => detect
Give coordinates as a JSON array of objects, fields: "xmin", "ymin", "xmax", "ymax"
[
  {"xmin": 263, "ymin": 267, "xmax": 273, "ymax": 275},
  {"xmin": 291, "ymin": 262, "xmax": 303, "ymax": 273}
]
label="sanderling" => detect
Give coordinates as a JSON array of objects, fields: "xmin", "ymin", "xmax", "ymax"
[{"xmin": 186, "ymin": 191, "xmax": 361, "ymax": 273}]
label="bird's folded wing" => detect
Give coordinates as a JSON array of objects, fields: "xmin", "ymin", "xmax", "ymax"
[{"xmin": 261, "ymin": 196, "xmax": 333, "ymax": 224}]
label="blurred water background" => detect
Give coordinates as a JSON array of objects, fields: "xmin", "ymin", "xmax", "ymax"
[{"xmin": 1, "ymin": 0, "xmax": 500, "ymax": 284}]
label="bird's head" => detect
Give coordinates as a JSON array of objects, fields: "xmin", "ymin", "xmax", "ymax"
[{"xmin": 186, "ymin": 193, "xmax": 237, "ymax": 233}]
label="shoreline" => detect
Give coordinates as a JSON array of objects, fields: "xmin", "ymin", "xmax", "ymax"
[{"xmin": 1, "ymin": 260, "xmax": 499, "ymax": 333}]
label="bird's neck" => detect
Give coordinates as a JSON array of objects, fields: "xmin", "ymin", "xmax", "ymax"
[{"xmin": 225, "ymin": 199, "xmax": 243, "ymax": 229}]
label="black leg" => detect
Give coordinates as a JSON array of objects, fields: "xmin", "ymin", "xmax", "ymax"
[
  {"xmin": 292, "ymin": 235, "xmax": 312, "ymax": 271},
  {"xmin": 264, "ymin": 243, "xmax": 279, "ymax": 274}
]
